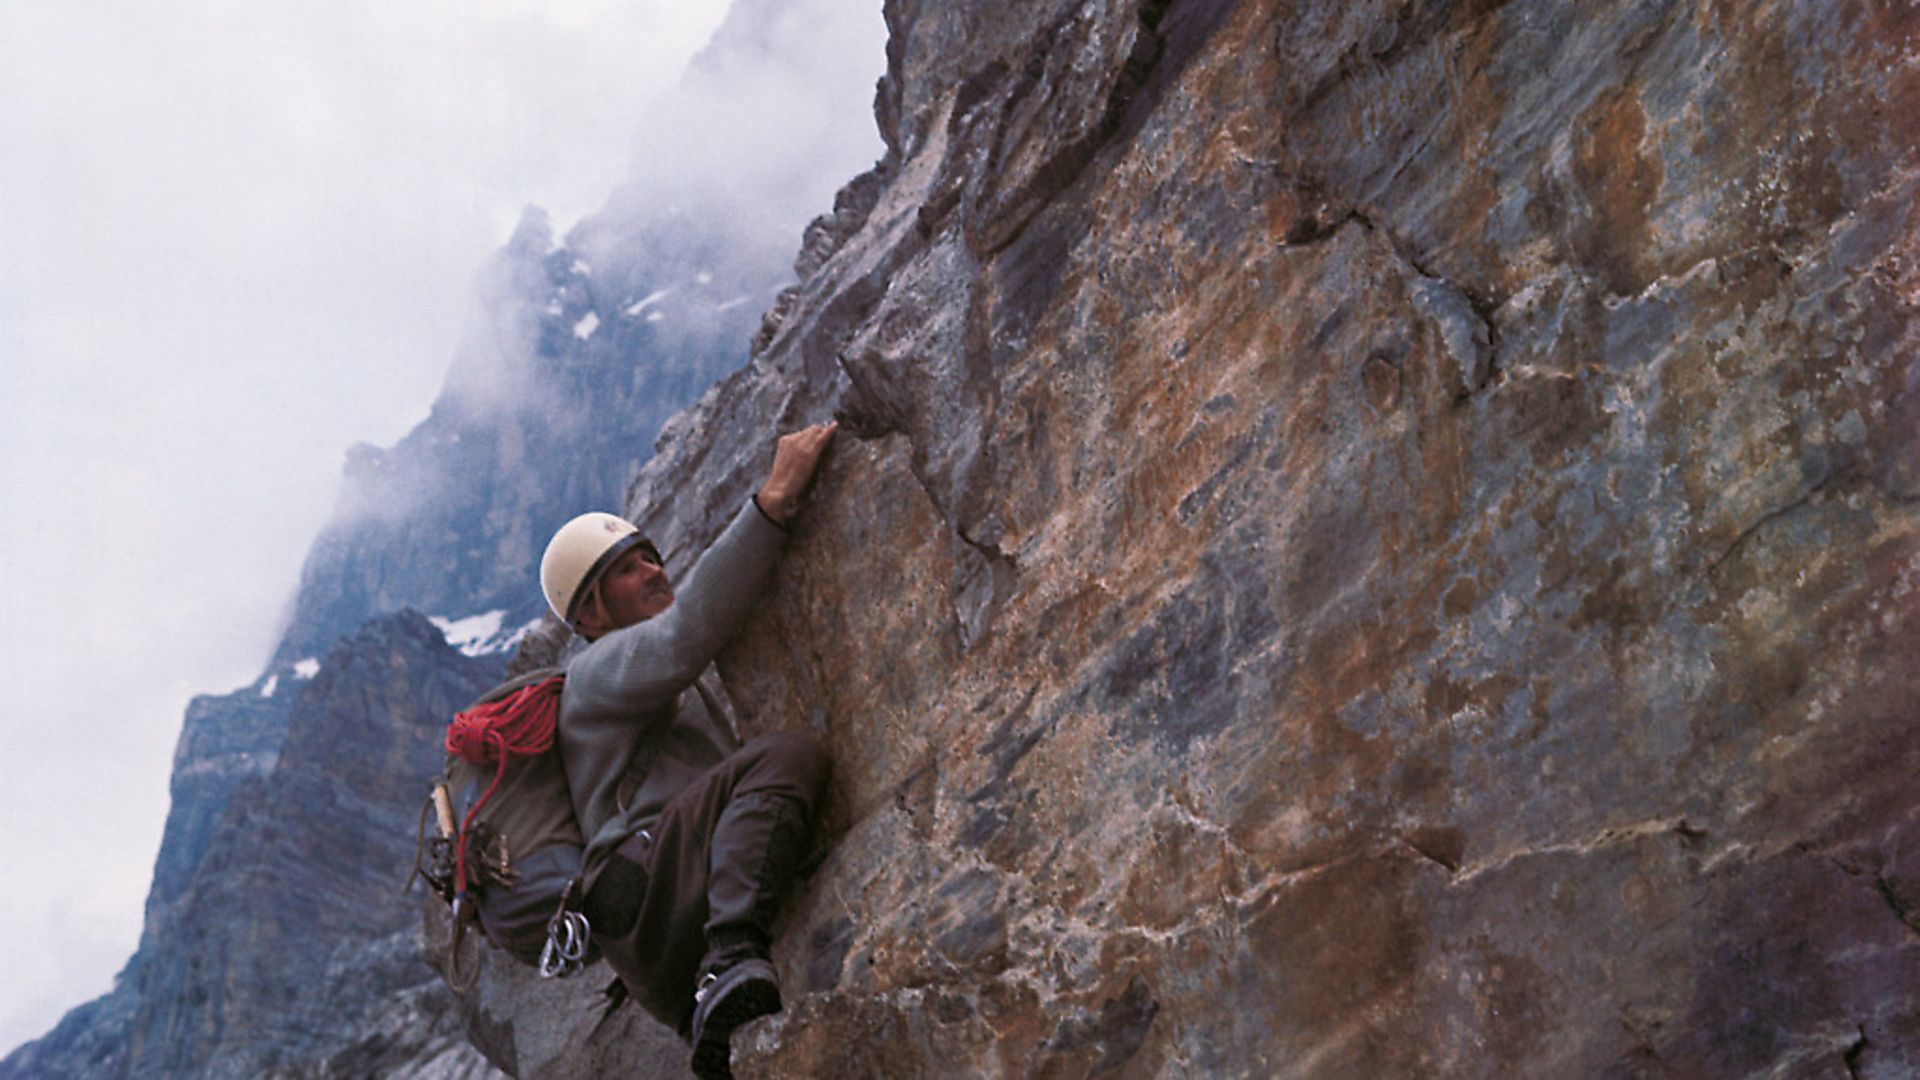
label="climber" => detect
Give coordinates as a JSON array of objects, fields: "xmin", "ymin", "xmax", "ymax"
[{"xmin": 540, "ymin": 421, "xmax": 837, "ymax": 1080}]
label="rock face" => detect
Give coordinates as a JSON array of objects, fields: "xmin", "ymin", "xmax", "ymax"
[
  {"xmin": 471, "ymin": 0, "xmax": 1917, "ymax": 1076},
  {"xmin": 150, "ymin": 684, "xmax": 293, "ymax": 919}
]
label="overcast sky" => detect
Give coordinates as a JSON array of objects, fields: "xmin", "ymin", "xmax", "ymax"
[{"xmin": 0, "ymin": 0, "xmax": 884, "ymax": 1055}]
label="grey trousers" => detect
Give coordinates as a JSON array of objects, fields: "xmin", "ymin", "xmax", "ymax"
[{"xmin": 582, "ymin": 731, "xmax": 829, "ymax": 1034}]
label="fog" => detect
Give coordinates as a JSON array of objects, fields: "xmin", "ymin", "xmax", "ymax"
[{"xmin": 0, "ymin": 0, "xmax": 884, "ymax": 1056}]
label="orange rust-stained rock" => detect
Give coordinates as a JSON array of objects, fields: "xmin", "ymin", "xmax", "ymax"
[{"xmin": 1569, "ymin": 87, "xmax": 1664, "ymax": 296}]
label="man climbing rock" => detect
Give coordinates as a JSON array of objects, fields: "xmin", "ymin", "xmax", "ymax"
[{"xmin": 539, "ymin": 421, "xmax": 837, "ymax": 1080}]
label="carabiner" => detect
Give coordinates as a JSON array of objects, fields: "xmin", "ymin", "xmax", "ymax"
[{"xmin": 539, "ymin": 910, "xmax": 592, "ymax": 979}]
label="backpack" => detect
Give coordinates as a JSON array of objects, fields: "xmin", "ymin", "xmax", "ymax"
[{"xmin": 411, "ymin": 666, "xmax": 594, "ymax": 985}]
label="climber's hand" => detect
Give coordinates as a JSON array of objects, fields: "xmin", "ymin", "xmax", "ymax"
[{"xmin": 756, "ymin": 421, "xmax": 838, "ymax": 524}]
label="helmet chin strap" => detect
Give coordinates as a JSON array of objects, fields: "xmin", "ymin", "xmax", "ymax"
[{"xmin": 572, "ymin": 578, "xmax": 609, "ymax": 640}]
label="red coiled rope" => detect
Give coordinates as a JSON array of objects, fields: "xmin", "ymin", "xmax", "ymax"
[{"xmin": 444, "ymin": 675, "xmax": 564, "ymax": 903}]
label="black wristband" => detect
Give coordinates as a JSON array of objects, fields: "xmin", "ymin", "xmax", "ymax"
[{"xmin": 751, "ymin": 494, "xmax": 790, "ymax": 532}]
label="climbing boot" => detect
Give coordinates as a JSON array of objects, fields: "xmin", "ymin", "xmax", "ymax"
[{"xmin": 688, "ymin": 957, "xmax": 781, "ymax": 1080}]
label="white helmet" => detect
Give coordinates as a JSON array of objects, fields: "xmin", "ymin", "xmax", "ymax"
[{"xmin": 540, "ymin": 512, "xmax": 652, "ymax": 624}]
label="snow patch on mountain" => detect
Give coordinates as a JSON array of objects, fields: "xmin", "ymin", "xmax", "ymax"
[
  {"xmin": 625, "ymin": 289, "xmax": 671, "ymax": 317},
  {"xmin": 429, "ymin": 611, "xmax": 543, "ymax": 657}
]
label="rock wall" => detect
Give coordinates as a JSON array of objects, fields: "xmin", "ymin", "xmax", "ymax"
[{"xmin": 493, "ymin": 0, "xmax": 1918, "ymax": 1075}]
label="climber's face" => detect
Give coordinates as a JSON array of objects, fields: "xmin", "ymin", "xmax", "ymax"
[{"xmin": 577, "ymin": 545, "xmax": 674, "ymax": 638}]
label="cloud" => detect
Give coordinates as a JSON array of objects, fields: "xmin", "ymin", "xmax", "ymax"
[{"xmin": 620, "ymin": 0, "xmax": 891, "ymax": 248}]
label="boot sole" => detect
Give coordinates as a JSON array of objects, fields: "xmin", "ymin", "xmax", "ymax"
[{"xmin": 690, "ymin": 975, "xmax": 782, "ymax": 1080}]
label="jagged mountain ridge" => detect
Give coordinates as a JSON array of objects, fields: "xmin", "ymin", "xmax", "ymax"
[
  {"xmin": 124, "ymin": 614, "xmax": 507, "ymax": 1078},
  {"xmin": 273, "ymin": 205, "xmax": 785, "ymax": 670},
  {"xmin": 5, "ymin": 615, "xmax": 506, "ymax": 1079}
]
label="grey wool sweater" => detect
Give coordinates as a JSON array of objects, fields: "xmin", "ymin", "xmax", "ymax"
[{"xmin": 559, "ymin": 500, "xmax": 786, "ymax": 889}]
